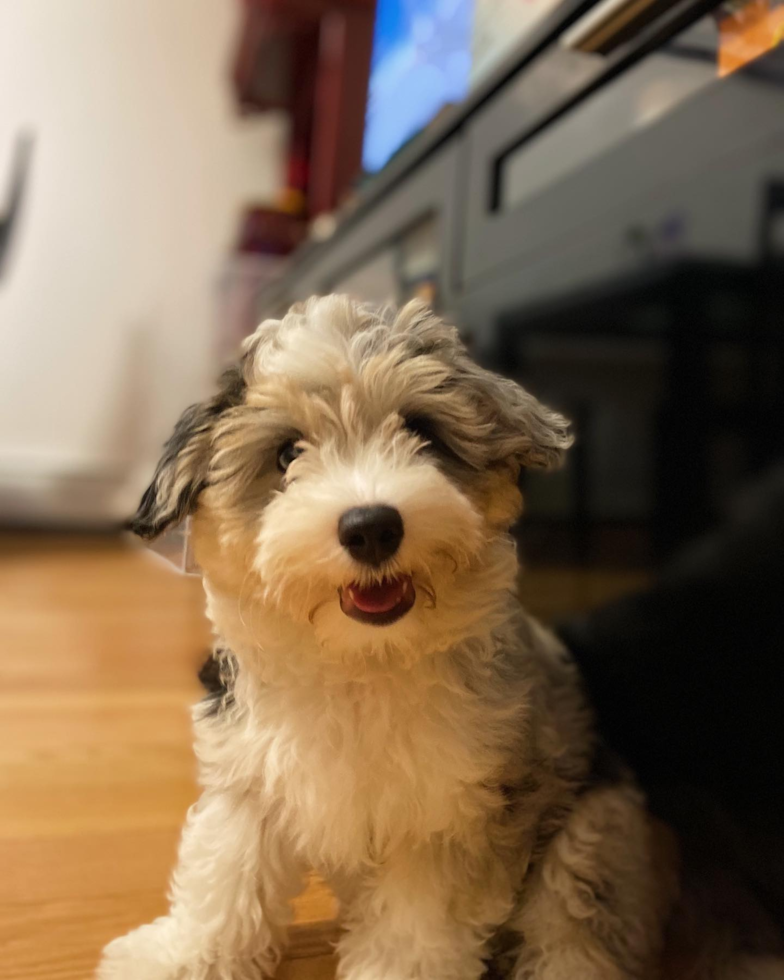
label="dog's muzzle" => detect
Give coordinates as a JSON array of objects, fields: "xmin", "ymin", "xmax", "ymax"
[{"xmin": 337, "ymin": 506, "xmax": 414, "ymax": 625}]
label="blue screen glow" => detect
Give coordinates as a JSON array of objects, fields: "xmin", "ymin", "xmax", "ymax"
[{"xmin": 362, "ymin": 0, "xmax": 475, "ymax": 173}]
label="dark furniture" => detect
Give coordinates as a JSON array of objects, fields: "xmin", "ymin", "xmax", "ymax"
[{"xmin": 256, "ymin": 0, "xmax": 784, "ymax": 566}]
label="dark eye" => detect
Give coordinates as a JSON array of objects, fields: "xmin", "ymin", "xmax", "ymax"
[
  {"xmin": 277, "ymin": 440, "xmax": 304, "ymax": 472},
  {"xmin": 404, "ymin": 415, "xmax": 439, "ymax": 445},
  {"xmin": 403, "ymin": 415, "xmax": 469, "ymax": 467}
]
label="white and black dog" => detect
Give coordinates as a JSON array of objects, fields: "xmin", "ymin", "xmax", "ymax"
[{"xmin": 98, "ymin": 297, "xmax": 674, "ymax": 980}]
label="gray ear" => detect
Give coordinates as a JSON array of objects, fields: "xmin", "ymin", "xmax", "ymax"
[
  {"xmin": 461, "ymin": 360, "xmax": 573, "ymax": 470},
  {"xmin": 129, "ymin": 367, "xmax": 245, "ymax": 539},
  {"xmin": 393, "ymin": 301, "xmax": 572, "ymax": 468}
]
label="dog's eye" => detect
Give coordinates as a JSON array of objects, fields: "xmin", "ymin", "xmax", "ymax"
[
  {"xmin": 404, "ymin": 415, "xmax": 446, "ymax": 451},
  {"xmin": 277, "ymin": 440, "xmax": 304, "ymax": 472},
  {"xmin": 403, "ymin": 415, "xmax": 435, "ymax": 441},
  {"xmin": 403, "ymin": 415, "xmax": 469, "ymax": 467}
]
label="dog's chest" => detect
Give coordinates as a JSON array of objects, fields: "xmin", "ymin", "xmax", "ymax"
[{"xmin": 251, "ymin": 675, "xmax": 509, "ymax": 868}]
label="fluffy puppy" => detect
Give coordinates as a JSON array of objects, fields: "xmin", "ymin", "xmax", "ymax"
[{"xmin": 98, "ymin": 297, "xmax": 674, "ymax": 980}]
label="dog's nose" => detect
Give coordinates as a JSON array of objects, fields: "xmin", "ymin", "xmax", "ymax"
[{"xmin": 338, "ymin": 505, "xmax": 404, "ymax": 566}]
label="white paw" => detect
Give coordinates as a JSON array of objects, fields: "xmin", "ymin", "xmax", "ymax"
[
  {"xmin": 97, "ymin": 918, "xmax": 275, "ymax": 980},
  {"xmin": 97, "ymin": 919, "xmax": 197, "ymax": 980}
]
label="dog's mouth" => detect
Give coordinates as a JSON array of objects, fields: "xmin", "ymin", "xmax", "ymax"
[{"xmin": 339, "ymin": 575, "xmax": 415, "ymax": 626}]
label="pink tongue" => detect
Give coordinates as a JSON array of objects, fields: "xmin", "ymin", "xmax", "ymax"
[{"xmin": 349, "ymin": 579, "xmax": 406, "ymax": 614}]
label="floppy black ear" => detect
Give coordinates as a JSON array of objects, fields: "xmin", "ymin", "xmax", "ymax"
[{"xmin": 129, "ymin": 367, "xmax": 245, "ymax": 539}]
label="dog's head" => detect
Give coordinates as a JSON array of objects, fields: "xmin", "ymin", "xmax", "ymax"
[{"xmin": 131, "ymin": 298, "xmax": 571, "ymax": 666}]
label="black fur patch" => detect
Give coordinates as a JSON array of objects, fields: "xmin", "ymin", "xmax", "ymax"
[
  {"xmin": 128, "ymin": 365, "xmax": 246, "ymax": 539},
  {"xmin": 482, "ymin": 928, "xmax": 521, "ymax": 979},
  {"xmin": 198, "ymin": 649, "xmax": 237, "ymax": 717},
  {"xmin": 403, "ymin": 413, "xmax": 477, "ymax": 472}
]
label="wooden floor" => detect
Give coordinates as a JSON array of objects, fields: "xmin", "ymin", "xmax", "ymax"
[{"xmin": 0, "ymin": 532, "xmax": 644, "ymax": 980}]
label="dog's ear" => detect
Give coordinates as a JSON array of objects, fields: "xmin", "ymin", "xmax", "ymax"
[
  {"xmin": 459, "ymin": 359, "xmax": 573, "ymax": 472},
  {"xmin": 394, "ymin": 301, "xmax": 572, "ymax": 471},
  {"xmin": 129, "ymin": 367, "xmax": 245, "ymax": 540}
]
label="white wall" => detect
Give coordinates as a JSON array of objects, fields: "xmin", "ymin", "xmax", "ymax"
[{"xmin": 0, "ymin": 0, "xmax": 287, "ymax": 523}]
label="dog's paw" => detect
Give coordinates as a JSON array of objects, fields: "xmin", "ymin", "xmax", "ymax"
[
  {"xmin": 97, "ymin": 918, "xmax": 276, "ymax": 980},
  {"xmin": 96, "ymin": 920, "xmax": 196, "ymax": 980}
]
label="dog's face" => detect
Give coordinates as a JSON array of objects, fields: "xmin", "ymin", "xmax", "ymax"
[{"xmin": 131, "ymin": 298, "xmax": 571, "ymax": 665}]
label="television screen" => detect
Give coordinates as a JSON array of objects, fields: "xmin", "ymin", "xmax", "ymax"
[{"xmin": 362, "ymin": 0, "xmax": 475, "ymax": 174}]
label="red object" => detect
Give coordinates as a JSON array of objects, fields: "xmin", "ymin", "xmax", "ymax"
[
  {"xmin": 232, "ymin": 0, "xmax": 375, "ymax": 216},
  {"xmin": 236, "ymin": 206, "xmax": 308, "ymax": 256}
]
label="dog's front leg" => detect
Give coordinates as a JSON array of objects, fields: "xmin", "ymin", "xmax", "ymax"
[
  {"xmin": 336, "ymin": 841, "xmax": 514, "ymax": 980},
  {"xmin": 97, "ymin": 789, "xmax": 303, "ymax": 980}
]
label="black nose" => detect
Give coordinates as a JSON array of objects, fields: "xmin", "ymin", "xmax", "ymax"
[{"xmin": 338, "ymin": 505, "xmax": 404, "ymax": 566}]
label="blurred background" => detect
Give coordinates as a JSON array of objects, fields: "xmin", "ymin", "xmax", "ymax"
[
  {"xmin": 2, "ymin": 0, "xmax": 783, "ymax": 560},
  {"xmin": 1, "ymin": 0, "xmax": 783, "ymax": 976}
]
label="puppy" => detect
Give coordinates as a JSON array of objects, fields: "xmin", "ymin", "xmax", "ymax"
[{"xmin": 98, "ymin": 297, "xmax": 674, "ymax": 980}]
